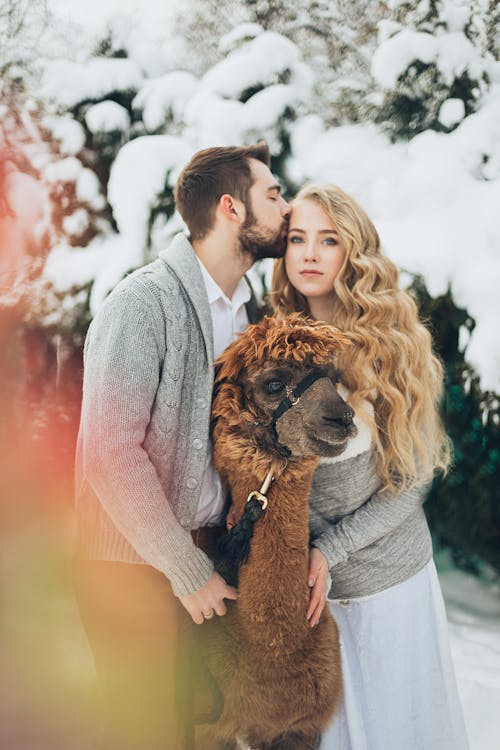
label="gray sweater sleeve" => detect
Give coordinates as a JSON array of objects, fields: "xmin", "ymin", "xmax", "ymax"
[
  {"xmin": 80, "ymin": 288, "xmax": 214, "ymax": 597},
  {"xmin": 312, "ymin": 482, "xmax": 429, "ymax": 570}
]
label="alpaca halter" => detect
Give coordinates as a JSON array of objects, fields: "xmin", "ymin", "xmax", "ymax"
[
  {"xmin": 215, "ymin": 469, "xmax": 276, "ymax": 587},
  {"xmin": 246, "ymin": 468, "xmax": 274, "ymax": 510},
  {"xmin": 214, "ymin": 370, "xmax": 328, "ymax": 585},
  {"xmin": 267, "ymin": 370, "xmax": 328, "ymax": 458}
]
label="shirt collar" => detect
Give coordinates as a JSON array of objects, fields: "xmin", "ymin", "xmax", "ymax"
[{"xmin": 197, "ymin": 257, "xmax": 251, "ymax": 309}]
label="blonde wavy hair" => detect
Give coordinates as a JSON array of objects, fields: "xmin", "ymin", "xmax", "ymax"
[{"xmin": 272, "ymin": 183, "xmax": 451, "ymax": 492}]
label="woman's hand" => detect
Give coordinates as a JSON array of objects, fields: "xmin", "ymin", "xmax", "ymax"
[{"xmin": 307, "ymin": 547, "xmax": 329, "ymax": 627}]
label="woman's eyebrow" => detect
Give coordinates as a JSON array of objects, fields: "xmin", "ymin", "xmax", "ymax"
[{"xmin": 288, "ymin": 227, "xmax": 338, "ymax": 235}]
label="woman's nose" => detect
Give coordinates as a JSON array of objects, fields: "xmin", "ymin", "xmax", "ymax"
[{"xmin": 304, "ymin": 243, "xmax": 318, "ymax": 261}]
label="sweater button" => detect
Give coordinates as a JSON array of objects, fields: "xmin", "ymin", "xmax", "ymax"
[
  {"xmin": 186, "ymin": 477, "xmax": 198, "ymax": 489},
  {"xmin": 192, "ymin": 439, "xmax": 203, "ymax": 449}
]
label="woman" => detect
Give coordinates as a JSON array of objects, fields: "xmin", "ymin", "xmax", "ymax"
[{"xmin": 272, "ymin": 184, "xmax": 469, "ymax": 749}]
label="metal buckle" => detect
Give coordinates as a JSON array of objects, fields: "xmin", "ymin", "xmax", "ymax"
[{"xmin": 246, "ymin": 490, "xmax": 268, "ymax": 510}]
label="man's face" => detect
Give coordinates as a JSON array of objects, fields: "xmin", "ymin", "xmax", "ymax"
[{"xmin": 238, "ymin": 159, "xmax": 290, "ymax": 261}]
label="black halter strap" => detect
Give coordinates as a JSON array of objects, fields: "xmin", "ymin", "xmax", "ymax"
[{"xmin": 269, "ymin": 370, "xmax": 326, "ymax": 457}]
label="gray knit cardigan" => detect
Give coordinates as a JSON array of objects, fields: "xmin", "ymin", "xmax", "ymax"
[{"xmin": 75, "ymin": 234, "xmax": 238, "ymax": 597}]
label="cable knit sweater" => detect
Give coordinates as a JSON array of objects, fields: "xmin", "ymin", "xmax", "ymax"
[
  {"xmin": 309, "ymin": 391, "xmax": 433, "ymax": 600},
  {"xmin": 74, "ymin": 233, "xmax": 258, "ymax": 598}
]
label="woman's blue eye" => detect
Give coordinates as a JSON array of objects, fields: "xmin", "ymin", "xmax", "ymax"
[
  {"xmin": 288, "ymin": 236, "xmax": 303, "ymax": 243},
  {"xmin": 266, "ymin": 380, "xmax": 285, "ymax": 394},
  {"xmin": 324, "ymin": 237, "xmax": 337, "ymax": 245}
]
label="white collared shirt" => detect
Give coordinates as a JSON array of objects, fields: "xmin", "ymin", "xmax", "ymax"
[{"xmin": 192, "ymin": 258, "xmax": 251, "ymax": 527}]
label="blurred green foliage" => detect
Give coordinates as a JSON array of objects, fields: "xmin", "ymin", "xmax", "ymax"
[{"xmin": 410, "ymin": 276, "xmax": 500, "ymax": 577}]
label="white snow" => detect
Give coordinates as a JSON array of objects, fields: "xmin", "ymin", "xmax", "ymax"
[
  {"xmin": 42, "ymin": 234, "xmax": 141, "ymax": 314},
  {"xmin": 85, "ymin": 100, "xmax": 130, "ymax": 134},
  {"xmin": 133, "ymin": 71, "xmax": 198, "ymax": 131},
  {"xmin": 439, "ymin": 97, "xmax": 466, "ymax": 127},
  {"xmin": 439, "ymin": 566, "xmax": 500, "ymax": 750},
  {"xmin": 372, "ymin": 29, "xmax": 482, "ymax": 89},
  {"xmin": 42, "ymin": 116, "xmax": 86, "ymax": 156},
  {"xmin": 62, "ymin": 208, "xmax": 90, "ymax": 238},
  {"xmin": 42, "ymin": 240, "xmax": 108, "ymax": 293},
  {"xmin": 219, "ymin": 23, "xmax": 264, "ymax": 55},
  {"xmin": 44, "ymin": 157, "xmax": 83, "ymax": 184},
  {"xmin": 75, "ymin": 168, "xmax": 106, "ymax": 211},
  {"xmin": 443, "ymin": 3, "xmax": 472, "ymax": 33},
  {"xmin": 184, "ymin": 69, "xmax": 312, "ymax": 153},
  {"xmin": 191, "ymin": 93, "xmax": 247, "ymax": 148},
  {"xmin": 372, "ymin": 30, "xmax": 437, "ymax": 88},
  {"xmin": 437, "ymin": 32, "xmax": 484, "ymax": 85},
  {"xmin": 201, "ymin": 31, "xmax": 301, "ymax": 99},
  {"xmin": 107, "ymin": 134, "xmax": 192, "ymax": 247},
  {"xmin": 41, "ymin": 57, "xmax": 144, "ymax": 108}
]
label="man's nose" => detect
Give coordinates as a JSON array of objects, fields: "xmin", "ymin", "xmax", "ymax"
[{"xmin": 281, "ymin": 198, "xmax": 290, "ymax": 216}]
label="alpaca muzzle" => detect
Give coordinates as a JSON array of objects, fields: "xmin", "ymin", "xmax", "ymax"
[{"xmin": 269, "ymin": 371, "xmax": 334, "ymax": 457}]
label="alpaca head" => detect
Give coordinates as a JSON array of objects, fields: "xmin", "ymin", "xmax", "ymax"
[{"xmin": 212, "ymin": 314, "xmax": 357, "ymax": 461}]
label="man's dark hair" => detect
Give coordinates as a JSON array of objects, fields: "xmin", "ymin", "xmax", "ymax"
[{"xmin": 174, "ymin": 142, "xmax": 270, "ymax": 240}]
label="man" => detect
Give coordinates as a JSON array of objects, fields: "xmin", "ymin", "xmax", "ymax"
[{"xmin": 74, "ymin": 142, "xmax": 290, "ymax": 749}]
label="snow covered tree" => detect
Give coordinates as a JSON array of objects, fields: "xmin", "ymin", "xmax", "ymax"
[
  {"xmin": 0, "ymin": 0, "xmax": 50, "ymax": 75},
  {"xmin": 175, "ymin": 0, "xmax": 386, "ymax": 125},
  {"xmin": 21, "ymin": 4, "xmax": 499, "ymax": 564},
  {"xmin": 372, "ymin": 0, "xmax": 490, "ymax": 137},
  {"xmin": 174, "ymin": 0, "xmax": 247, "ymax": 74},
  {"xmin": 486, "ymin": 0, "xmax": 500, "ymax": 60},
  {"xmin": 35, "ymin": 24, "xmax": 314, "ymax": 315},
  {"xmin": 411, "ymin": 279, "xmax": 500, "ymax": 576}
]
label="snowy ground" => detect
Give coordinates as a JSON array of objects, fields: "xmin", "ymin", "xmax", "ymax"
[{"xmin": 440, "ymin": 566, "xmax": 500, "ymax": 750}]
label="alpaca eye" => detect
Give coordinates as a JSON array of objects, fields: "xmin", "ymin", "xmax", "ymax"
[{"xmin": 266, "ymin": 380, "xmax": 285, "ymax": 394}]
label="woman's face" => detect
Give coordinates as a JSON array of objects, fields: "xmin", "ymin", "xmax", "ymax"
[{"xmin": 285, "ymin": 199, "xmax": 346, "ymax": 306}]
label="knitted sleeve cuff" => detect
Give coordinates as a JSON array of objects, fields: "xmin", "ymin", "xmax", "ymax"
[
  {"xmin": 165, "ymin": 545, "xmax": 215, "ymax": 597},
  {"xmin": 312, "ymin": 531, "xmax": 348, "ymax": 571}
]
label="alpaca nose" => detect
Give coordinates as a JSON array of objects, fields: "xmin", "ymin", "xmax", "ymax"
[
  {"xmin": 323, "ymin": 409, "xmax": 355, "ymax": 430},
  {"xmin": 342, "ymin": 407, "xmax": 355, "ymax": 426}
]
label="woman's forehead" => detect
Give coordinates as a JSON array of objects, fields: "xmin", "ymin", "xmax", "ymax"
[{"xmin": 289, "ymin": 198, "xmax": 336, "ymax": 228}]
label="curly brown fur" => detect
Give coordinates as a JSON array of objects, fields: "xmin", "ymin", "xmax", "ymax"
[{"xmin": 198, "ymin": 314, "xmax": 353, "ymax": 750}]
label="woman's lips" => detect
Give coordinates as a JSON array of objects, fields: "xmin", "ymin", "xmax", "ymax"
[{"xmin": 300, "ymin": 269, "xmax": 322, "ymax": 276}]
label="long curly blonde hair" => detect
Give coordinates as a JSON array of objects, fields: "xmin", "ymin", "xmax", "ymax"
[{"xmin": 272, "ymin": 183, "xmax": 451, "ymax": 492}]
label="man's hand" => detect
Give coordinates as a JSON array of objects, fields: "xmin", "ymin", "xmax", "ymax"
[
  {"xmin": 178, "ymin": 571, "xmax": 238, "ymax": 625},
  {"xmin": 307, "ymin": 547, "xmax": 329, "ymax": 627},
  {"xmin": 226, "ymin": 504, "xmax": 237, "ymax": 531}
]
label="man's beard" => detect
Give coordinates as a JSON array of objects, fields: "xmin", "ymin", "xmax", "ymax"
[{"xmin": 238, "ymin": 206, "xmax": 288, "ymax": 262}]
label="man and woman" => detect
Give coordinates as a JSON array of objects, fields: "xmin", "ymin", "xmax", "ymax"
[{"xmin": 75, "ymin": 142, "xmax": 468, "ymax": 749}]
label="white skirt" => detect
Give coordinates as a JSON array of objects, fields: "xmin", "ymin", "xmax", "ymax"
[{"xmin": 320, "ymin": 560, "xmax": 469, "ymax": 750}]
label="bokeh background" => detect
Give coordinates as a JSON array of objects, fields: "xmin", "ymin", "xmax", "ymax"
[{"xmin": 1, "ymin": 1, "xmax": 499, "ymax": 748}]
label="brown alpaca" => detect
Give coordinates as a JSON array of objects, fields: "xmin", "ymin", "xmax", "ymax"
[{"xmin": 196, "ymin": 314, "xmax": 357, "ymax": 750}]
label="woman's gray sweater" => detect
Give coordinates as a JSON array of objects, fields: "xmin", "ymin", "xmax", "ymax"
[{"xmin": 309, "ymin": 403, "xmax": 433, "ymax": 600}]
